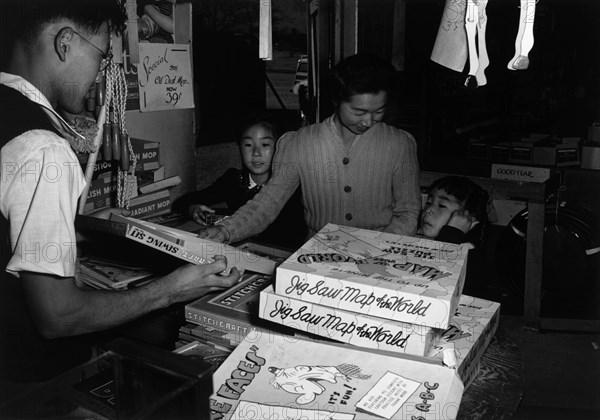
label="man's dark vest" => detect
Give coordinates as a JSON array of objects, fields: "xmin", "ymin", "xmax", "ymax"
[{"xmin": 0, "ymin": 84, "xmax": 91, "ymax": 383}]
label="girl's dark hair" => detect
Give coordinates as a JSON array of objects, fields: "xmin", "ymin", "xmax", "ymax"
[
  {"xmin": 429, "ymin": 176, "xmax": 490, "ymax": 224},
  {"xmin": 329, "ymin": 53, "xmax": 397, "ymax": 105},
  {"xmin": 236, "ymin": 115, "xmax": 278, "ymax": 144}
]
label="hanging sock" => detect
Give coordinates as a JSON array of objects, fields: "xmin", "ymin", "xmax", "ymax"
[
  {"xmin": 259, "ymin": 0, "xmax": 272, "ymax": 60},
  {"xmin": 508, "ymin": 0, "xmax": 536, "ymax": 70},
  {"xmin": 464, "ymin": 0, "xmax": 479, "ymax": 88},
  {"xmin": 125, "ymin": 0, "xmax": 140, "ymax": 64},
  {"xmin": 475, "ymin": 0, "xmax": 490, "ymax": 86},
  {"xmin": 431, "ymin": 0, "xmax": 468, "ymax": 72}
]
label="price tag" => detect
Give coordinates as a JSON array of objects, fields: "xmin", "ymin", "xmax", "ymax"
[{"xmin": 137, "ymin": 43, "xmax": 194, "ymax": 112}]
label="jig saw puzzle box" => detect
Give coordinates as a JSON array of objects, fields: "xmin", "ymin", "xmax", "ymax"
[
  {"xmin": 427, "ymin": 294, "xmax": 501, "ymax": 387},
  {"xmin": 259, "ymin": 285, "xmax": 441, "ymax": 357},
  {"xmin": 209, "ymin": 332, "xmax": 463, "ymax": 420},
  {"xmin": 275, "ymin": 224, "xmax": 470, "ymax": 329}
]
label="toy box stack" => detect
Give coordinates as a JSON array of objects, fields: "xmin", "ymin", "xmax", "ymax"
[
  {"xmin": 258, "ymin": 223, "xmax": 501, "ymax": 385},
  {"xmin": 80, "ymin": 138, "xmax": 180, "ymax": 219}
]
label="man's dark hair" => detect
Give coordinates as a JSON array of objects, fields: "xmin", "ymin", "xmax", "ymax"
[
  {"xmin": 329, "ymin": 53, "xmax": 397, "ymax": 105},
  {"xmin": 0, "ymin": 0, "xmax": 126, "ymax": 69},
  {"xmin": 2, "ymin": 0, "xmax": 126, "ymax": 44}
]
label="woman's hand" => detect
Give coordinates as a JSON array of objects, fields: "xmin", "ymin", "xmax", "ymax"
[
  {"xmin": 189, "ymin": 204, "xmax": 215, "ymax": 225},
  {"xmin": 197, "ymin": 225, "xmax": 230, "ymax": 243}
]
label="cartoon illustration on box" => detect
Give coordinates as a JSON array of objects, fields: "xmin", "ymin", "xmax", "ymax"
[
  {"xmin": 210, "ymin": 333, "xmax": 464, "ymax": 420},
  {"xmin": 268, "ymin": 363, "xmax": 371, "ymax": 404}
]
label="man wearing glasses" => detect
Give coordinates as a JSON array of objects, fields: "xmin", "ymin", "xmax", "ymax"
[{"xmin": 0, "ymin": 0, "xmax": 240, "ymax": 390}]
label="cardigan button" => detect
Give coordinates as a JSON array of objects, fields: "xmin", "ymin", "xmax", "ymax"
[
  {"xmin": 342, "ymin": 157, "xmax": 349, "ymax": 165},
  {"xmin": 344, "ymin": 186, "xmax": 352, "ymax": 193},
  {"xmin": 345, "ymin": 213, "xmax": 352, "ymax": 221}
]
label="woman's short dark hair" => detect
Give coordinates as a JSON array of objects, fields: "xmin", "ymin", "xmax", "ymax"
[{"xmin": 329, "ymin": 53, "xmax": 397, "ymax": 105}]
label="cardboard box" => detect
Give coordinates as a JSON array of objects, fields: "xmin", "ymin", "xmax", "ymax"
[
  {"xmin": 136, "ymin": 166, "xmax": 166, "ymax": 189},
  {"xmin": 128, "ymin": 189, "xmax": 171, "ymax": 219},
  {"xmin": 185, "ymin": 273, "xmax": 290, "ymax": 344},
  {"xmin": 275, "ymin": 224, "xmax": 469, "ymax": 329},
  {"xmin": 467, "ymin": 140, "xmax": 489, "ymax": 160},
  {"xmin": 92, "ymin": 137, "xmax": 161, "ymax": 174},
  {"xmin": 427, "ymin": 295, "xmax": 500, "ymax": 387},
  {"xmin": 82, "ymin": 175, "xmax": 138, "ymax": 214},
  {"xmin": 259, "ymin": 285, "xmax": 441, "ymax": 357},
  {"xmin": 581, "ymin": 144, "xmax": 600, "ymax": 170},
  {"xmin": 210, "ymin": 332, "xmax": 464, "ymax": 420},
  {"xmin": 130, "ymin": 137, "xmax": 160, "ymax": 169},
  {"xmin": 105, "ymin": 214, "xmax": 277, "ymax": 275},
  {"xmin": 531, "ymin": 144, "xmax": 557, "ymax": 166},
  {"xmin": 178, "ymin": 321, "xmax": 243, "ymax": 349},
  {"xmin": 86, "ymin": 172, "xmax": 116, "ymax": 200},
  {"xmin": 490, "ymin": 143, "xmax": 511, "ymax": 163},
  {"xmin": 509, "ymin": 142, "xmax": 534, "ymax": 164},
  {"xmin": 533, "ymin": 143, "xmax": 580, "ymax": 167}
]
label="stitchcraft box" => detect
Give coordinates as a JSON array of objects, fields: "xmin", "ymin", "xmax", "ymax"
[{"xmin": 275, "ymin": 224, "xmax": 470, "ymax": 329}]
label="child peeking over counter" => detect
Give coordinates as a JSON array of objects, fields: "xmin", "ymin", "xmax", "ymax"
[
  {"xmin": 419, "ymin": 176, "xmax": 489, "ymax": 245},
  {"xmin": 418, "ymin": 176, "xmax": 491, "ymax": 297}
]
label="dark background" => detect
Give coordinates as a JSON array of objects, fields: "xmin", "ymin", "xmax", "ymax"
[{"xmin": 191, "ymin": 0, "xmax": 600, "ymax": 164}]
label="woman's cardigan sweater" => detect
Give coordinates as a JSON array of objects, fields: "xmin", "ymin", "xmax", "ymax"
[{"xmin": 220, "ymin": 116, "xmax": 421, "ymax": 242}]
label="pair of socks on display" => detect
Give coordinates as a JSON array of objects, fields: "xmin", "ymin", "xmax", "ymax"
[
  {"xmin": 466, "ymin": 0, "xmax": 536, "ymax": 88},
  {"xmin": 507, "ymin": 0, "xmax": 536, "ymax": 71},
  {"xmin": 464, "ymin": 0, "xmax": 489, "ymax": 88},
  {"xmin": 432, "ymin": 0, "xmax": 536, "ymax": 87}
]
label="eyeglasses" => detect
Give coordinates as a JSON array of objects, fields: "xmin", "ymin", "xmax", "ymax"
[{"xmin": 73, "ymin": 30, "xmax": 112, "ymax": 71}]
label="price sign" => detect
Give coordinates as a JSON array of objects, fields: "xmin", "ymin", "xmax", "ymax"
[{"xmin": 137, "ymin": 43, "xmax": 194, "ymax": 112}]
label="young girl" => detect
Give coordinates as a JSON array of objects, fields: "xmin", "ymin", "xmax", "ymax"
[
  {"xmin": 173, "ymin": 118, "xmax": 307, "ymax": 249},
  {"xmin": 419, "ymin": 176, "xmax": 489, "ymax": 246}
]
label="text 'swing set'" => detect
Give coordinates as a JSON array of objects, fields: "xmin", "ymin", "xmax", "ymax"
[{"xmin": 109, "ymin": 214, "xmax": 276, "ymax": 275}]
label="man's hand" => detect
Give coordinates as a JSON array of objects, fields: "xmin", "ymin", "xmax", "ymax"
[
  {"xmin": 167, "ymin": 255, "xmax": 240, "ymax": 302},
  {"xmin": 447, "ymin": 209, "xmax": 478, "ymax": 233},
  {"xmin": 197, "ymin": 225, "xmax": 230, "ymax": 243},
  {"xmin": 21, "ymin": 256, "xmax": 241, "ymax": 338}
]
